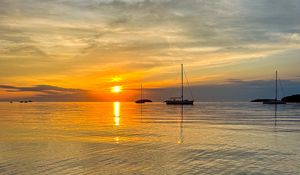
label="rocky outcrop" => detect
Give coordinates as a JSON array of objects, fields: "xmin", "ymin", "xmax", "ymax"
[{"xmin": 282, "ymin": 94, "xmax": 300, "ymax": 103}]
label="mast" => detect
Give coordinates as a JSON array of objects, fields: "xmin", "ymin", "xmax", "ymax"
[
  {"xmin": 181, "ymin": 64, "xmax": 184, "ymax": 103},
  {"xmin": 275, "ymin": 71, "xmax": 278, "ymax": 101}
]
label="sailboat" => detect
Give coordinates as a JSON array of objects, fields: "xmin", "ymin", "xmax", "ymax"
[
  {"xmin": 263, "ymin": 71, "xmax": 286, "ymax": 104},
  {"xmin": 165, "ymin": 64, "xmax": 194, "ymax": 105},
  {"xmin": 135, "ymin": 84, "xmax": 152, "ymax": 103}
]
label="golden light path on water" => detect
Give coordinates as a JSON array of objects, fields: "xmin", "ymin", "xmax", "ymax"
[
  {"xmin": 114, "ymin": 101, "xmax": 120, "ymax": 126},
  {"xmin": 114, "ymin": 102, "xmax": 121, "ymax": 143},
  {"xmin": 0, "ymin": 102, "xmax": 300, "ymax": 174}
]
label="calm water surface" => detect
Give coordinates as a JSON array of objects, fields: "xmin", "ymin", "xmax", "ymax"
[{"xmin": 0, "ymin": 102, "xmax": 300, "ymax": 175}]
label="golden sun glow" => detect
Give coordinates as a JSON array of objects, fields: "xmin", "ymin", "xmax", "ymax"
[
  {"xmin": 111, "ymin": 86, "xmax": 122, "ymax": 93},
  {"xmin": 111, "ymin": 76, "xmax": 122, "ymax": 82}
]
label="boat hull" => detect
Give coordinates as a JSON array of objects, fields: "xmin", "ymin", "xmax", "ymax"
[
  {"xmin": 165, "ymin": 100, "xmax": 194, "ymax": 105},
  {"xmin": 135, "ymin": 99, "xmax": 152, "ymax": 103},
  {"xmin": 263, "ymin": 100, "xmax": 286, "ymax": 104}
]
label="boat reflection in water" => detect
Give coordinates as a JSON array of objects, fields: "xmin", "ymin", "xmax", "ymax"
[{"xmin": 177, "ymin": 105, "xmax": 184, "ymax": 144}]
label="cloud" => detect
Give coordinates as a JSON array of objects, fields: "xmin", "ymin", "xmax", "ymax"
[
  {"xmin": 0, "ymin": 84, "xmax": 87, "ymax": 94},
  {"xmin": 0, "ymin": 85, "xmax": 95, "ymax": 101},
  {"xmin": 1, "ymin": 0, "xmax": 300, "ymax": 101},
  {"xmin": 2, "ymin": 45, "xmax": 48, "ymax": 57},
  {"xmin": 2, "ymin": 0, "xmax": 299, "ymax": 59}
]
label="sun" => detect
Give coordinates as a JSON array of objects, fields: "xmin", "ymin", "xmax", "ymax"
[{"xmin": 111, "ymin": 86, "xmax": 122, "ymax": 93}]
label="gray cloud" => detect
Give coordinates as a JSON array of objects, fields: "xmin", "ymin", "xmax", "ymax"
[
  {"xmin": 0, "ymin": 84, "xmax": 99, "ymax": 102},
  {"xmin": 2, "ymin": 45, "xmax": 48, "ymax": 57},
  {"xmin": 0, "ymin": 84, "xmax": 87, "ymax": 95}
]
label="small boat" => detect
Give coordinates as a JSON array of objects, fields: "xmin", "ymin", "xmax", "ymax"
[
  {"xmin": 135, "ymin": 84, "xmax": 152, "ymax": 103},
  {"xmin": 165, "ymin": 97, "xmax": 194, "ymax": 105},
  {"xmin": 263, "ymin": 71, "xmax": 286, "ymax": 105},
  {"xmin": 263, "ymin": 100, "xmax": 286, "ymax": 104},
  {"xmin": 165, "ymin": 64, "xmax": 194, "ymax": 105},
  {"xmin": 135, "ymin": 99, "xmax": 152, "ymax": 103}
]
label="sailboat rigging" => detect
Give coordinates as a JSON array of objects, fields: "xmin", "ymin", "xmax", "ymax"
[
  {"xmin": 135, "ymin": 84, "xmax": 152, "ymax": 103},
  {"xmin": 165, "ymin": 64, "xmax": 194, "ymax": 105},
  {"xmin": 263, "ymin": 71, "xmax": 286, "ymax": 104}
]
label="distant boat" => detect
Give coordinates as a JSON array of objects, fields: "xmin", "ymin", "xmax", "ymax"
[
  {"xmin": 19, "ymin": 100, "xmax": 32, "ymax": 103},
  {"xmin": 165, "ymin": 64, "xmax": 194, "ymax": 105},
  {"xmin": 135, "ymin": 99, "xmax": 152, "ymax": 103},
  {"xmin": 251, "ymin": 99, "xmax": 274, "ymax": 103},
  {"xmin": 135, "ymin": 84, "xmax": 152, "ymax": 103},
  {"xmin": 263, "ymin": 71, "xmax": 286, "ymax": 105}
]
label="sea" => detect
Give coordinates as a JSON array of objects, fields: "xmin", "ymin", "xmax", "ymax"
[{"xmin": 0, "ymin": 102, "xmax": 300, "ymax": 175}]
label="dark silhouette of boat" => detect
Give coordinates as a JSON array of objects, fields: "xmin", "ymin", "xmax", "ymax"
[
  {"xmin": 264, "ymin": 100, "xmax": 286, "ymax": 104},
  {"xmin": 135, "ymin": 84, "xmax": 152, "ymax": 103},
  {"xmin": 165, "ymin": 64, "xmax": 194, "ymax": 105},
  {"xmin": 251, "ymin": 99, "xmax": 274, "ymax": 102},
  {"xmin": 263, "ymin": 71, "xmax": 286, "ymax": 105},
  {"xmin": 19, "ymin": 100, "xmax": 32, "ymax": 103},
  {"xmin": 165, "ymin": 97, "xmax": 194, "ymax": 105},
  {"xmin": 135, "ymin": 99, "xmax": 152, "ymax": 103}
]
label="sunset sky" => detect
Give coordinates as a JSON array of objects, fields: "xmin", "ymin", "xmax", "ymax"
[{"xmin": 1, "ymin": 0, "xmax": 300, "ymax": 101}]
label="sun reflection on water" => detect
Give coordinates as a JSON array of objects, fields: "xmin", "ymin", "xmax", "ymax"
[
  {"xmin": 114, "ymin": 102, "xmax": 120, "ymax": 126},
  {"xmin": 115, "ymin": 136, "xmax": 120, "ymax": 144}
]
